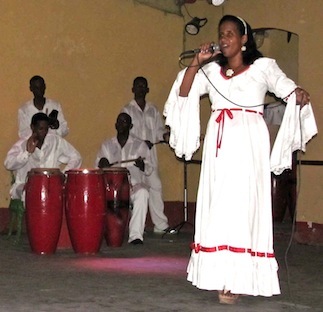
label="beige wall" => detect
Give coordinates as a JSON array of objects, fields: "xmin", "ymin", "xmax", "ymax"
[
  {"xmin": 0, "ymin": 0, "xmax": 186, "ymax": 204},
  {"xmin": 0, "ymin": 1, "xmax": 322, "ymax": 224}
]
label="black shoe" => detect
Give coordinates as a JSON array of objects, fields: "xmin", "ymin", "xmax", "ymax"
[{"xmin": 130, "ymin": 239, "xmax": 143, "ymax": 245}]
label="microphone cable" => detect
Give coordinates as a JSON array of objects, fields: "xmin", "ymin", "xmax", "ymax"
[
  {"xmin": 179, "ymin": 53, "xmax": 295, "ymax": 108},
  {"xmin": 197, "ymin": 55, "xmax": 271, "ymax": 108},
  {"xmin": 283, "ymin": 106, "xmax": 303, "ymax": 310}
]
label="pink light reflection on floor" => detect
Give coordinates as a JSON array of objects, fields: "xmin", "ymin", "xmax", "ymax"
[{"xmin": 66, "ymin": 256, "xmax": 188, "ymax": 276}]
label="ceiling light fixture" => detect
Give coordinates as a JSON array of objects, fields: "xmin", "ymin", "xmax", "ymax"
[{"xmin": 185, "ymin": 17, "xmax": 208, "ymax": 35}]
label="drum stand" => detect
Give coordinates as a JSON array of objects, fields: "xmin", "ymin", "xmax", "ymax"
[{"xmin": 163, "ymin": 159, "xmax": 193, "ymax": 237}]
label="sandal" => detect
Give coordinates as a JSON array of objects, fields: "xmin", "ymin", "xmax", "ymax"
[{"xmin": 218, "ymin": 290, "xmax": 239, "ymax": 305}]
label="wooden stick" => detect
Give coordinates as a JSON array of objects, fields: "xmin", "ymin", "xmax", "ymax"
[{"xmin": 109, "ymin": 157, "xmax": 145, "ymax": 166}]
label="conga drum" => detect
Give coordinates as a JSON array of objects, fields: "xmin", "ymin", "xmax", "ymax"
[
  {"xmin": 25, "ymin": 168, "xmax": 64, "ymax": 255},
  {"xmin": 65, "ymin": 169, "xmax": 105, "ymax": 254},
  {"xmin": 103, "ymin": 167, "xmax": 130, "ymax": 247}
]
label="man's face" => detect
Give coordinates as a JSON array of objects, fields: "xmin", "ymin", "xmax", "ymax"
[
  {"xmin": 115, "ymin": 114, "xmax": 132, "ymax": 134},
  {"xmin": 32, "ymin": 120, "xmax": 49, "ymax": 142},
  {"xmin": 30, "ymin": 80, "xmax": 46, "ymax": 98},
  {"xmin": 132, "ymin": 80, "xmax": 149, "ymax": 98}
]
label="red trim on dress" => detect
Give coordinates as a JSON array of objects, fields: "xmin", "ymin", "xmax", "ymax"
[{"xmin": 190, "ymin": 243, "xmax": 275, "ymax": 258}]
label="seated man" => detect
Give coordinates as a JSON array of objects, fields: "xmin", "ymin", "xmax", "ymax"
[
  {"xmin": 121, "ymin": 76, "xmax": 170, "ymax": 233},
  {"xmin": 18, "ymin": 75, "xmax": 69, "ymax": 138},
  {"xmin": 4, "ymin": 113, "xmax": 82, "ymax": 201},
  {"xmin": 95, "ymin": 113, "xmax": 152, "ymax": 245}
]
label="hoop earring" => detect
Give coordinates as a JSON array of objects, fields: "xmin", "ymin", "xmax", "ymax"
[{"xmin": 241, "ymin": 45, "xmax": 246, "ymax": 51}]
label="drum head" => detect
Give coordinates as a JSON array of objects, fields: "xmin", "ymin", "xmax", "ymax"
[
  {"xmin": 28, "ymin": 168, "xmax": 62, "ymax": 176},
  {"xmin": 65, "ymin": 168, "xmax": 102, "ymax": 175},
  {"xmin": 103, "ymin": 167, "xmax": 129, "ymax": 174}
]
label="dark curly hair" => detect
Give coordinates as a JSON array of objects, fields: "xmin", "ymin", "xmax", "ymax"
[
  {"xmin": 31, "ymin": 113, "xmax": 49, "ymax": 126},
  {"xmin": 216, "ymin": 15, "xmax": 263, "ymax": 67}
]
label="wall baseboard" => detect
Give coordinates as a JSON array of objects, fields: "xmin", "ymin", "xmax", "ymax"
[
  {"xmin": 146, "ymin": 201, "xmax": 196, "ymax": 231},
  {"xmin": 0, "ymin": 207, "xmax": 10, "ymax": 234},
  {"xmin": 2, "ymin": 206, "xmax": 322, "ymax": 245},
  {"xmin": 0, "ymin": 201, "xmax": 196, "ymax": 235},
  {"xmin": 294, "ymin": 221, "xmax": 323, "ymax": 245}
]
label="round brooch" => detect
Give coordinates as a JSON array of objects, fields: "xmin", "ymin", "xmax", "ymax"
[{"xmin": 226, "ymin": 69, "xmax": 234, "ymax": 77}]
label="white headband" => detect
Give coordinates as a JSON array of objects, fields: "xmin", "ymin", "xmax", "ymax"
[{"xmin": 237, "ymin": 16, "xmax": 247, "ymax": 35}]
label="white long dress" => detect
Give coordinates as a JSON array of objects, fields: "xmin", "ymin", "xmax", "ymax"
[{"xmin": 164, "ymin": 57, "xmax": 317, "ymax": 296}]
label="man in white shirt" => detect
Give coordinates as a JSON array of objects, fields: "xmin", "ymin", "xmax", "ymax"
[
  {"xmin": 18, "ymin": 75, "xmax": 69, "ymax": 138},
  {"xmin": 121, "ymin": 77, "xmax": 170, "ymax": 234},
  {"xmin": 5, "ymin": 113, "xmax": 81, "ymax": 201},
  {"xmin": 96, "ymin": 113, "xmax": 153, "ymax": 245}
]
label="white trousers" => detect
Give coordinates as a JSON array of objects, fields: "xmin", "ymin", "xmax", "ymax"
[
  {"xmin": 128, "ymin": 187, "xmax": 149, "ymax": 242},
  {"xmin": 144, "ymin": 169, "xmax": 169, "ymax": 231}
]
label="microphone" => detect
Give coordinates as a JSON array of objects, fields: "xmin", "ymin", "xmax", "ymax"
[{"xmin": 179, "ymin": 43, "xmax": 220, "ymax": 58}]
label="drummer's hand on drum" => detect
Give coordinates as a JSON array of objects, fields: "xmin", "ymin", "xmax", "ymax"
[
  {"xmin": 145, "ymin": 140, "xmax": 153, "ymax": 150},
  {"xmin": 26, "ymin": 134, "xmax": 38, "ymax": 154},
  {"xmin": 98, "ymin": 157, "xmax": 111, "ymax": 168},
  {"xmin": 134, "ymin": 157, "xmax": 145, "ymax": 172}
]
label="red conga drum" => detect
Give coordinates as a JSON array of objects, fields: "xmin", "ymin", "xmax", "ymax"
[
  {"xmin": 25, "ymin": 168, "xmax": 64, "ymax": 255},
  {"xmin": 65, "ymin": 169, "xmax": 105, "ymax": 254},
  {"xmin": 103, "ymin": 167, "xmax": 130, "ymax": 247}
]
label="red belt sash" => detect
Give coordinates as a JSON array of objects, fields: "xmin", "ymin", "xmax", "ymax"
[{"xmin": 214, "ymin": 108, "xmax": 263, "ymax": 157}]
